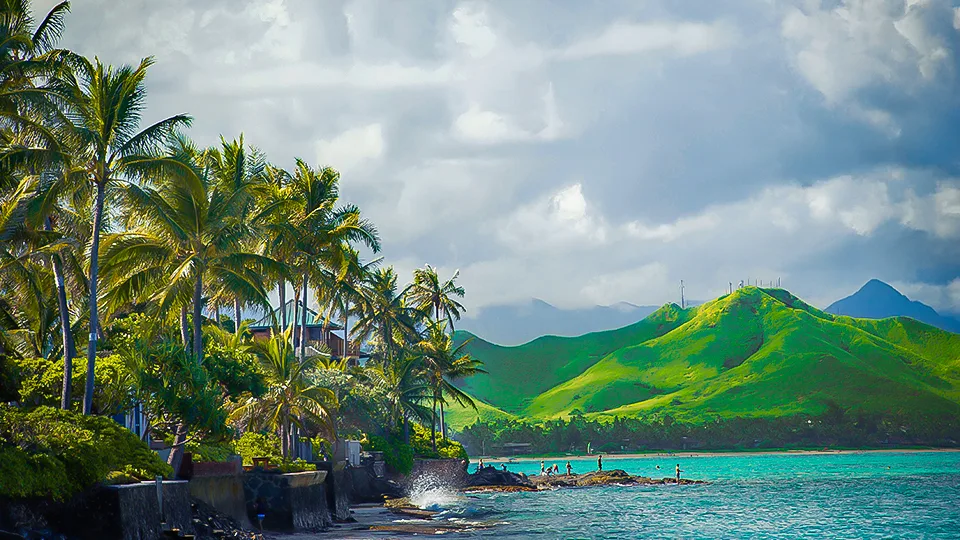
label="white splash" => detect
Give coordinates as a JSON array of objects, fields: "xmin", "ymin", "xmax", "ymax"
[{"xmin": 407, "ymin": 473, "xmax": 464, "ymax": 510}]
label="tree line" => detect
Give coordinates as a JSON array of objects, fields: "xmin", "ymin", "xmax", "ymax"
[{"xmin": 0, "ymin": 0, "xmax": 482, "ymax": 474}]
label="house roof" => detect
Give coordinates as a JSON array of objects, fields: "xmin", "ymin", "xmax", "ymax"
[{"xmin": 249, "ymin": 299, "xmax": 343, "ymax": 330}]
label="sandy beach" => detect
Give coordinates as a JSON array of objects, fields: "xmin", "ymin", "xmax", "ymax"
[{"xmin": 476, "ymin": 447, "xmax": 960, "ymax": 462}]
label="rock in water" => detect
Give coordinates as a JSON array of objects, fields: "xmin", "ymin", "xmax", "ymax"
[{"xmin": 463, "ymin": 466, "xmax": 536, "ymax": 491}]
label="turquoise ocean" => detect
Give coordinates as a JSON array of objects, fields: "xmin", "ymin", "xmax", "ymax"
[{"xmin": 408, "ymin": 451, "xmax": 960, "ymax": 539}]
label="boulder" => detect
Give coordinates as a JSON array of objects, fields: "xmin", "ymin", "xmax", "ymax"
[{"xmin": 464, "ymin": 466, "xmax": 535, "ymax": 490}]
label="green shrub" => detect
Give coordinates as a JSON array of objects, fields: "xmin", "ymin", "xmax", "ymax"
[
  {"xmin": 436, "ymin": 437, "xmax": 468, "ymax": 460},
  {"xmin": 278, "ymin": 459, "xmax": 316, "ymax": 473},
  {"xmin": 365, "ymin": 434, "xmax": 414, "ymax": 475},
  {"xmin": 186, "ymin": 440, "xmax": 236, "ymax": 463},
  {"xmin": 234, "ymin": 431, "xmax": 282, "ymax": 466},
  {"xmin": 0, "ymin": 405, "xmax": 171, "ymax": 499}
]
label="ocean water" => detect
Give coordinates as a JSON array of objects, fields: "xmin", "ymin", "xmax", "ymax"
[{"xmin": 417, "ymin": 452, "xmax": 960, "ymax": 539}]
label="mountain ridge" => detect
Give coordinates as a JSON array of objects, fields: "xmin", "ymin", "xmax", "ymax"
[{"xmin": 448, "ymin": 286, "xmax": 960, "ymax": 431}]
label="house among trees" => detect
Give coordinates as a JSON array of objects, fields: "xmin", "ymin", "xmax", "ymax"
[{"xmin": 249, "ymin": 300, "xmax": 367, "ymax": 365}]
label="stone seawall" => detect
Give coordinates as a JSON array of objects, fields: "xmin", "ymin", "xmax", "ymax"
[
  {"xmin": 189, "ymin": 459, "xmax": 250, "ymax": 528},
  {"xmin": 0, "ymin": 480, "xmax": 192, "ymax": 540},
  {"xmin": 243, "ymin": 470, "xmax": 332, "ymax": 532}
]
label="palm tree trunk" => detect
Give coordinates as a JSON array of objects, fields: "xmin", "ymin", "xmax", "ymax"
[
  {"xmin": 280, "ymin": 418, "xmax": 289, "ymax": 460},
  {"xmin": 192, "ymin": 270, "xmax": 203, "ymax": 362},
  {"xmin": 403, "ymin": 415, "xmax": 410, "ymax": 444},
  {"xmin": 440, "ymin": 398, "xmax": 446, "ymax": 440},
  {"xmin": 342, "ymin": 309, "xmax": 348, "ymax": 358},
  {"xmin": 167, "ymin": 422, "xmax": 188, "ymax": 479},
  {"xmin": 431, "ymin": 397, "xmax": 438, "ymax": 453},
  {"xmin": 279, "ymin": 278, "xmax": 287, "ymax": 328},
  {"xmin": 48, "ymin": 219, "xmax": 73, "ymax": 411},
  {"xmin": 180, "ymin": 305, "xmax": 189, "ymax": 351},
  {"xmin": 82, "ymin": 182, "xmax": 106, "ymax": 416},
  {"xmin": 234, "ymin": 298, "xmax": 242, "ymax": 333},
  {"xmin": 292, "ymin": 283, "xmax": 300, "ymax": 348},
  {"xmin": 299, "ymin": 273, "xmax": 308, "ymax": 361}
]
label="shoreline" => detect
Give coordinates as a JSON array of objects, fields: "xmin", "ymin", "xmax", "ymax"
[{"xmin": 476, "ymin": 447, "xmax": 960, "ymax": 462}]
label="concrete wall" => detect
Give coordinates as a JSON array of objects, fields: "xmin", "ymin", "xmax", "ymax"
[
  {"xmin": 0, "ymin": 481, "xmax": 192, "ymax": 540},
  {"xmin": 188, "ymin": 459, "xmax": 251, "ymax": 529},
  {"xmin": 243, "ymin": 470, "xmax": 332, "ymax": 532}
]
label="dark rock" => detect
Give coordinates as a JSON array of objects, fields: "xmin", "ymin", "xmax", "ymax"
[{"xmin": 464, "ymin": 466, "xmax": 535, "ymax": 489}]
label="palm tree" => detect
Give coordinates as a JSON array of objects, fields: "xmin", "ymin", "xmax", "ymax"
[
  {"xmin": 407, "ymin": 264, "xmax": 465, "ymax": 329},
  {"xmin": 99, "ymin": 134, "xmax": 274, "ymax": 363},
  {"xmin": 418, "ymin": 320, "xmax": 484, "ymax": 447},
  {"xmin": 256, "ymin": 160, "xmax": 379, "ymax": 359},
  {"xmin": 314, "ymin": 246, "xmax": 381, "ymax": 359},
  {"xmin": 0, "ymin": 0, "xmax": 81, "ymax": 410},
  {"xmin": 203, "ymin": 134, "xmax": 264, "ymax": 334},
  {"xmin": 352, "ymin": 266, "xmax": 421, "ymax": 364},
  {"xmin": 368, "ymin": 351, "xmax": 432, "ymax": 442},
  {"xmin": 46, "ymin": 53, "xmax": 191, "ymax": 414},
  {"xmin": 231, "ymin": 327, "xmax": 337, "ymax": 460}
]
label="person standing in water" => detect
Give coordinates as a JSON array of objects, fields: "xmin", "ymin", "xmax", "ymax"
[
  {"xmin": 598, "ymin": 455, "xmax": 603, "ymax": 471},
  {"xmin": 541, "ymin": 460, "xmax": 546, "ymax": 475},
  {"xmin": 566, "ymin": 461, "xmax": 572, "ymax": 475},
  {"xmin": 676, "ymin": 464, "xmax": 683, "ymax": 483},
  {"xmin": 478, "ymin": 458, "xmax": 484, "ymax": 471}
]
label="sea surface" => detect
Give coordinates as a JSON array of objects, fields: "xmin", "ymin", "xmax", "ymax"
[{"xmin": 406, "ymin": 451, "xmax": 960, "ymax": 539}]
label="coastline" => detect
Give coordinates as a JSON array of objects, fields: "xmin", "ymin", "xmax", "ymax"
[{"xmin": 476, "ymin": 447, "xmax": 960, "ymax": 462}]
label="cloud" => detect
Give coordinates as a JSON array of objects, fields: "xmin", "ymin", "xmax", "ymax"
[
  {"xmin": 45, "ymin": 0, "xmax": 960, "ymax": 316},
  {"xmin": 498, "ymin": 183, "xmax": 608, "ymax": 252},
  {"xmin": 453, "ymin": 83, "xmax": 565, "ymax": 144},
  {"xmin": 560, "ymin": 20, "xmax": 738, "ymax": 59},
  {"xmin": 315, "ymin": 123, "xmax": 385, "ymax": 173}
]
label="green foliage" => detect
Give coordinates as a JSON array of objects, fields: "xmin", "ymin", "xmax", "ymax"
[
  {"xmin": 234, "ymin": 431, "xmax": 282, "ymax": 466},
  {"xmin": 365, "ymin": 434, "xmax": 414, "ymax": 475},
  {"xmin": 186, "ymin": 440, "xmax": 236, "ymax": 463},
  {"xmin": 0, "ymin": 405, "xmax": 172, "ymax": 499},
  {"xmin": 278, "ymin": 459, "xmax": 316, "ymax": 473},
  {"xmin": 459, "ymin": 409, "xmax": 960, "ymax": 455},
  {"xmin": 453, "ymin": 288, "xmax": 960, "ymax": 427},
  {"xmin": 12, "ymin": 354, "xmax": 134, "ymax": 415}
]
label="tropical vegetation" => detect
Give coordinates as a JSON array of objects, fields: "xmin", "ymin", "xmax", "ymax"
[{"xmin": 0, "ymin": 0, "xmax": 474, "ymax": 497}]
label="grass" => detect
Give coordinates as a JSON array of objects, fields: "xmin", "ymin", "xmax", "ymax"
[
  {"xmin": 444, "ymin": 394, "xmax": 517, "ymax": 431},
  {"xmin": 455, "ymin": 287, "xmax": 960, "ymax": 424},
  {"xmin": 453, "ymin": 303, "xmax": 693, "ymax": 413}
]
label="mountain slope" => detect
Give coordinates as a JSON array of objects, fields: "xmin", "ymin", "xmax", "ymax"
[
  {"xmin": 457, "ymin": 287, "xmax": 960, "ymax": 425},
  {"xmin": 826, "ymin": 279, "xmax": 960, "ymax": 334},
  {"xmin": 453, "ymin": 303, "xmax": 694, "ymax": 413},
  {"xmin": 457, "ymin": 298, "xmax": 657, "ymax": 346}
]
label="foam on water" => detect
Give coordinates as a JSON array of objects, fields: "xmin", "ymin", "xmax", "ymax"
[{"xmin": 407, "ymin": 473, "xmax": 465, "ymax": 511}]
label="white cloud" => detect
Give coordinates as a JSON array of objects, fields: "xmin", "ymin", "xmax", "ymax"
[
  {"xmin": 560, "ymin": 20, "xmax": 738, "ymax": 59},
  {"xmin": 498, "ymin": 183, "xmax": 608, "ymax": 252},
  {"xmin": 891, "ymin": 278, "xmax": 960, "ymax": 313},
  {"xmin": 450, "ymin": 2, "xmax": 497, "ymax": 59},
  {"xmin": 315, "ymin": 124, "xmax": 385, "ymax": 173},
  {"xmin": 781, "ymin": 0, "xmax": 955, "ymax": 104},
  {"xmin": 580, "ymin": 263, "xmax": 671, "ymax": 306},
  {"xmin": 453, "ymin": 83, "xmax": 566, "ymax": 144}
]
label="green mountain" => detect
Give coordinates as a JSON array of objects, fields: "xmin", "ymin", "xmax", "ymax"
[
  {"xmin": 452, "ymin": 303, "xmax": 694, "ymax": 413},
  {"xmin": 449, "ymin": 287, "xmax": 960, "ymax": 431}
]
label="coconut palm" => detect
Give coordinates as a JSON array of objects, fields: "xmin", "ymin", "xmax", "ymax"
[
  {"xmin": 99, "ymin": 134, "xmax": 274, "ymax": 362},
  {"xmin": 418, "ymin": 320, "xmax": 484, "ymax": 447},
  {"xmin": 230, "ymin": 327, "xmax": 337, "ymax": 459},
  {"xmin": 407, "ymin": 264, "xmax": 465, "ymax": 329},
  {"xmin": 44, "ymin": 53, "xmax": 192, "ymax": 414},
  {"xmin": 255, "ymin": 159, "xmax": 379, "ymax": 359},
  {"xmin": 368, "ymin": 351, "xmax": 433, "ymax": 442},
  {"xmin": 351, "ymin": 266, "xmax": 421, "ymax": 364},
  {"xmin": 314, "ymin": 246, "xmax": 381, "ymax": 359}
]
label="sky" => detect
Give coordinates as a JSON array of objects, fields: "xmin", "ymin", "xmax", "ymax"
[{"xmin": 40, "ymin": 0, "xmax": 960, "ymax": 316}]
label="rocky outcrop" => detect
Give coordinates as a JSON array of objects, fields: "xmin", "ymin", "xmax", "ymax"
[
  {"xmin": 530, "ymin": 470, "xmax": 707, "ymax": 488},
  {"xmin": 462, "ymin": 466, "xmax": 536, "ymax": 491}
]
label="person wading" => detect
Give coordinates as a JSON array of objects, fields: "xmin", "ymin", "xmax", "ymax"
[
  {"xmin": 676, "ymin": 464, "xmax": 683, "ymax": 484},
  {"xmin": 598, "ymin": 455, "xmax": 603, "ymax": 472}
]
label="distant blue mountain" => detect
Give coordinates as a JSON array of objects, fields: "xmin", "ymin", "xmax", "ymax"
[
  {"xmin": 458, "ymin": 298, "xmax": 658, "ymax": 346},
  {"xmin": 826, "ymin": 279, "xmax": 960, "ymax": 334}
]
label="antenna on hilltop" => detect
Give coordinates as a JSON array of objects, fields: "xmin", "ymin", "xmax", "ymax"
[{"xmin": 680, "ymin": 280, "xmax": 685, "ymax": 309}]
